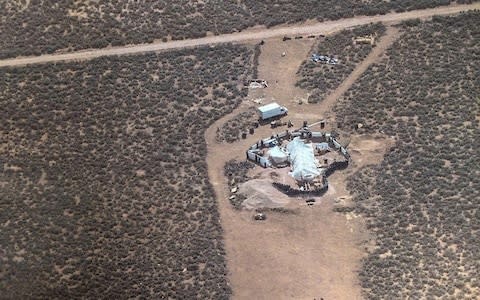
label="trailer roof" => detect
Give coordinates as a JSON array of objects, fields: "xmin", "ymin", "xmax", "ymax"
[{"xmin": 258, "ymin": 102, "xmax": 280, "ymax": 112}]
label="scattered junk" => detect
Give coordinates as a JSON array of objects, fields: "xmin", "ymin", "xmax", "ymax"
[
  {"xmin": 270, "ymin": 120, "xmax": 287, "ymax": 128},
  {"xmin": 316, "ymin": 142, "xmax": 330, "ymax": 154},
  {"xmin": 257, "ymin": 102, "xmax": 288, "ymax": 121},
  {"xmin": 311, "ymin": 54, "xmax": 338, "ymax": 65},
  {"xmin": 294, "ymin": 94, "xmax": 309, "ymax": 105},
  {"xmin": 252, "ymin": 98, "xmax": 264, "ymax": 104},
  {"xmin": 288, "ymin": 120, "xmax": 294, "ymax": 128},
  {"xmin": 248, "ymin": 79, "xmax": 268, "ymax": 89},
  {"xmin": 245, "ymin": 122, "xmax": 351, "ymax": 195},
  {"xmin": 281, "ymin": 51, "xmax": 286, "ymax": 57},
  {"xmin": 354, "ymin": 34, "xmax": 376, "ymax": 46},
  {"xmin": 253, "ymin": 212, "xmax": 267, "ymax": 221}
]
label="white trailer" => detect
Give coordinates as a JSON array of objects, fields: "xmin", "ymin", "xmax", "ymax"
[{"xmin": 258, "ymin": 102, "xmax": 288, "ymax": 120}]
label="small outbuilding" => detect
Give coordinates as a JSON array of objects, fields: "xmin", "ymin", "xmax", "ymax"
[
  {"xmin": 316, "ymin": 142, "xmax": 330, "ymax": 153},
  {"xmin": 268, "ymin": 146, "xmax": 289, "ymax": 165}
]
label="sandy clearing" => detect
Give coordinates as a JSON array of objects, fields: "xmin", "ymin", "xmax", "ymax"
[
  {"xmin": 204, "ymin": 28, "xmax": 398, "ymax": 298},
  {"xmin": 0, "ymin": 3, "xmax": 478, "ymax": 68}
]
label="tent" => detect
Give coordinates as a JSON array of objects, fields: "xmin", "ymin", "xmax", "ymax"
[
  {"xmin": 268, "ymin": 146, "xmax": 288, "ymax": 165},
  {"xmin": 286, "ymin": 137, "xmax": 321, "ymax": 182}
]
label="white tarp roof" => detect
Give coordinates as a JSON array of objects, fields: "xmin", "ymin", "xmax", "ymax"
[
  {"xmin": 286, "ymin": 137, "xmax": 321, "ymax": 182},
  {"xmin": 268, "ymin": 146, "xmax": 288, "ymax": 164},
  {"xmin": 316, "ymin": 142, "xmax": 330, "ymax": 151}
]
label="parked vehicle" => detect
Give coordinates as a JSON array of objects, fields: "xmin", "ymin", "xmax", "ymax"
[{"xmin": 258, "ymin": 102, "xmax": 288, "ymax": 120}]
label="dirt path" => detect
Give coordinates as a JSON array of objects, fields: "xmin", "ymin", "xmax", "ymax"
[
  {"xmin": 205, "ymin": 105, "xmax": 370, "ymax": 300},
  {"xmin": 205, "ymin": 26, "xmax": 400, "ymax": 298},
  {"xmin": 317, "ymin": 26, "xmax": 400, "ymax": 117},
  {"xmin": 1, "ymin": 3, "xmax": 478, "ymax": 68}
]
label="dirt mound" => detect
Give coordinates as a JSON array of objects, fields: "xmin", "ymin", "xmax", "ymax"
[{"xmin": 238, "ymin": 179, "xmax": 292, "ymax": 209}]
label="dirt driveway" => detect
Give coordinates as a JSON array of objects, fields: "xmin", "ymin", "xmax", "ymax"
[{"xmin": 205, "ymin": 28, "xmax": 397, "ymax": 299}]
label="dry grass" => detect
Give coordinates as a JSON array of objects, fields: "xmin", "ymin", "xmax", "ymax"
[
  {"xmin": 0, "ymin": 0, "xmax": 460, "ymax": 59},
  {"xmin": 296, "ymin": 23, "xmax": 386, "ymax": 103},
  {"xmin": 0, "ymin": 44, "xmax": 254, "ymax": 298},
  {"xmin": 335, "ymin": 12, "xmax": 480, "ymax": 298}
]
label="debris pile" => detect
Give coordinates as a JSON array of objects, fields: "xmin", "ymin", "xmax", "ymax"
[
  {"xmin": 311, "ymin": 54, "xmax": 338, "ymax": 65},
  {"xmin": 272, "ymin": 182, "xmax": 328, "ymax": 197},
  {"xmin": 253, "ymin": 213, "xmax": 266, "ymax": 221},
  {"xmin": 354, "ymin": 34, "xmax": 376, "ymax": 45},
  {"xmin": 224, "ymin": 160, "xmax": 255, "ymax": 209},
  {"xmin": 248, "ymin": 79, "xmax": 268, "ymax": 89}
]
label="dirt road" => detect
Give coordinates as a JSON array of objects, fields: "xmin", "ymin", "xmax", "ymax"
[
  {"xmin": 1, "ymin": 3, "xmax": 478, "ymax": 68},
  {"xmin": 318, "ymin": 26, "xmax": 400, "ymax": 116},
  {"xmin": 205, "ymin": 27, "xmax": 398, "ymax": 298}
]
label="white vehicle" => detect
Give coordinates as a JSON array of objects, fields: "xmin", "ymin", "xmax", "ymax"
[{"xmin": 258, "ymin": 102, "xmax": 288, "ymax": 120}]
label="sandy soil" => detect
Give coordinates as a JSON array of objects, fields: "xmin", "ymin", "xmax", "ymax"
[
  {"xmin": 1, "ymin": 3, "xmax": 478, "ymax": 67},
  {"xmin": 239, "ymin": 179, "xmax": 293, "ymax": 210},
  {"xmin": 205, "ymin": 27, "xmax": 398, "ymax": 299}
]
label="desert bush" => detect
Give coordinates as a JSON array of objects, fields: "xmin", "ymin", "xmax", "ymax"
[
  {"xmin": 224, "ymin": 159, "xmax": 255, "ymax": 185},
  {"xmin": 296, "ymin": 23, "xmax": 386, "ymax": 103},
  {"xmin": 0, "ymin": 44, "xmax": 255, "ymax": 298},
  {"xmin": 216, "ymin": 107, "xmax": 258, "ymax": 143},
  {"xmin": 0, "ymin": 0, "xmax": 456, "ymax": 59},
  {"xmin": 337, "ymin": 12, "xmax": 480, "ymax": 299}
]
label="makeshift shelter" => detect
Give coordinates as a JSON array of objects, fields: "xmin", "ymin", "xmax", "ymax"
[
  {"xmin": 286, "ymin": 137, "xmax": 321, "ymax": 182},
  {"xmin": 316, "ymin": 142, "xmax": 330, "ymax": 153},
  {"xmin": 268, "ymin": 146, "xmax": 288, "ymax": 165}
]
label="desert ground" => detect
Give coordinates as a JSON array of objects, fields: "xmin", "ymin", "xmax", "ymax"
[
  {"xmin": 0, "ymin": 3, "xmax": 478, "ymax": 67},
  {"xmin": 1, "ymin": 5, "xmax": 478, "ymax": 299},
  {"xmin": 205, "ymin": 29, "xmax": 396, "ymax": 299}
]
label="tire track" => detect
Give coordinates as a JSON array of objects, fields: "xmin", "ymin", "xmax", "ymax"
[{"xmin": 0, "ymin": 3, "xmax": 478, "ymax": 68}]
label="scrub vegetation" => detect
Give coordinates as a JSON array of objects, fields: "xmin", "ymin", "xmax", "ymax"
[
  {"xmin": 335, "ymin": 12, "xmax": 480, "ymax": 298},
  {"xmin": 296, "ymin": 23, "xmax": 386, "ymax": 103},
  {"xmin": 0, "ymin": 0, "xmax": 465, "ymax": 59},
  {"xmin": 216, "ymin": 108, "xmax": 257, "ymax": 143},
  {"xmin": 0, "ymin": 44, "xmax": 254, "ymax": 298}
]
